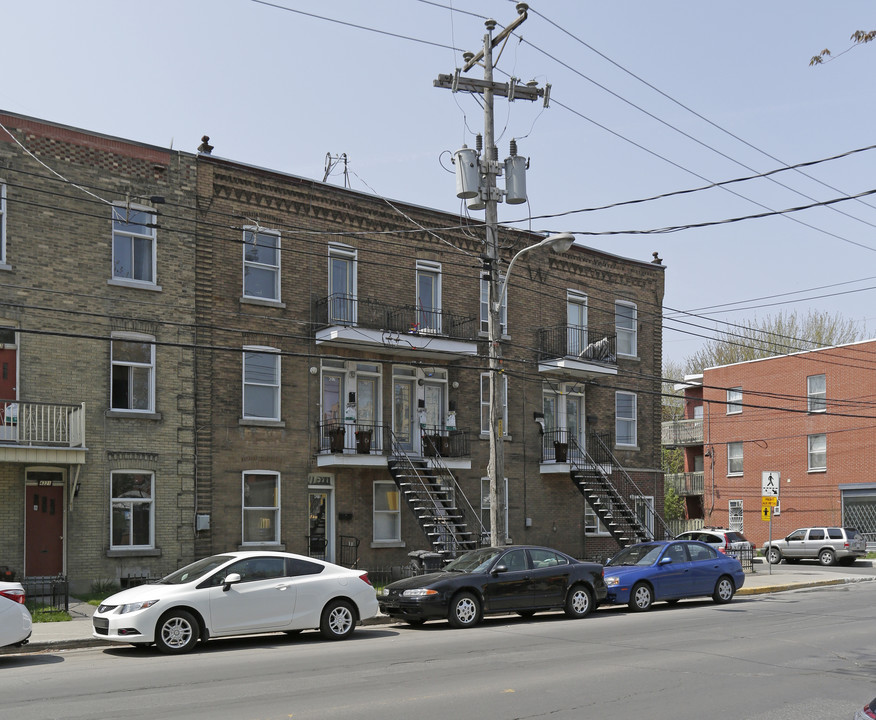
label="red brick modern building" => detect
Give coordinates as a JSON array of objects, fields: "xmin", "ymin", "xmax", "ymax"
[{"xmin": 663, "ymin": 340, "xmax": 876, "ymax": 547}]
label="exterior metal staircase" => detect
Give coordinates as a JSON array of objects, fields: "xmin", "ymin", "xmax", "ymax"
[
  {"xmin": 387, "ymin": 437, "xmax": 487, "ymax": 560},
  {"xmin": 570, "ymin": 432, "xmax": 672, "ymax": 548}
]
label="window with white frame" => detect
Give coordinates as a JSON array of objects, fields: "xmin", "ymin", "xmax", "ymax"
[
  {"xmin": 0, "ymin": 182, "xmax": 6, "ymax": 265},
  {"xmin": 243, "ymin": 347, "xmax": 280, "ymax": 421},
  {"xmin": 112, "ymin": 203, "xmax": 156, "ymax": 285},
  {"xmin": 615, "ymin": 391, "xmax": 637, "ymax": 447},
  {"xmin": 543, "ymin": 383, "xmax": 585, "ymax": 455},
  {"xmin": 727, "ymin": 441, "xmax": 743, "ymax": 475},
  {"xmin": 111, "ymin": 333, "xmax": 155, "ymax": 412},
  {"xmin": 567, "ymin": 291, "xmax": 588, "ymax": 356},
  {"xmin": 807, "ymin": 374, "xmax": 826, "ymax": 413},
  {"xmin": 328, "ymin": 245, "xmax": 356, "ymax": 324},
  {"xmin": 110, "ymin": 471, "xmax": 154, "ymax": 549},
  {"xmin": 729, "ymin": 499, "xmax": 743, "ymax": 533},
  {"xmin": 480, "ymin": 274, "xmax": 506, "ymax": 334},
  {"xmin": 481, "ymin": 372, "xmax": 508, "ymax": 435},
  {"xmin": 242, "ymin": 471, "xmax": 280, "ymax": 544},
  {"xmin": 726, "ymin": 387, "xmax": 742, "ymax": 414},
  {"xmin": 615, "ymin": 301, "xmax": 637, "ymax": 357},
  {"xmin": 243, "ymin": 227, "xmax": 281, "ymax": 301},
  {"xmin": 416, "ymin": 260, "xmax": 441, "ymax": 333},
  {"xmin": 808, "ymin": 433, "xmax": 826, "ymax": 471},
  {"xmin": 373, "ymin": 481, "xmax": 401, "ymax": 542},
  {"xmin": 480, "ymin": 476, "xmax": 508, "ymax": 541},
  {"xmin": 584, "ymin": 502, "xmax": 609, "ymax": 535}
]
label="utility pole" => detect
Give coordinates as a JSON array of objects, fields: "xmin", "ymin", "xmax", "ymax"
[{"xmin": 434, "ymin": 3, "xmax": 549, "ymax": 547}]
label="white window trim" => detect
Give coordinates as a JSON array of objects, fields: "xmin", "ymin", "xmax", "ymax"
[
  {"xmin": 615, "ymin": 391, "xmax": 637, "ymax": 447},
  {"xmin": 328, "ymin": 244, "xmax": 357, "ymax": 325},
  {"xmin": 110, "ymin": 332, "xmax": 156, "ymax": 413},
  {"xmin": 241, "ymin": 470, "xmax": 280, "ymax": 545},
  {"xmin": 242, "ymin": 226, "xmax": 281, "ymax": 302},
  {"xmin": 729, "ymin": 499, "xmax": 743, "ymax": 533},
  {"xmin": 480, "ymin": 372, "xmax": 508, "ymax": 436},
  {"xmin": 480, "ymin": 274, "xmax": 507, "ymax": 335},
  {"xmin": 109, "ymin": 470, "xmax": 155, "ymax": 550},
  {"xmin": 807, "ymin": 374, "xmax": 827, "ymax": 413},
  {"xmin": 808, "ymin": 433, "xmax": 827, "ymax": 472},
  {"xmin": 111, "ymin": 202, "xmax": 157, "ymax": 287},
  {"xmin": 0, "ymin": 182, "xmax": 6, "ymax": 267},
  {"xmin": 615, "ymin": 300, "xmax": 637, "ymax": 357},
  {"xmin": 242, "ymin": 346, "xmax": 281, "ymax": 422},
  {"xmin": 373, "ymin": 480, "xmax": 401, "ymax": 543},
  {"xmin": 416, "ymin": 260, "xmax": 442, "ymax": 334},
  {"xmin": 726, "ymin": 387, "xmax": 742, "ymax": 415},
  {"xmin": 727, "ymin": 441, "xmax": 744, "ymax": 476}
]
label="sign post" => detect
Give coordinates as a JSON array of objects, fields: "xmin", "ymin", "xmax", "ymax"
[{"xmin": 762, "ymin": 471, "xmax": 780, "ymax": 575}]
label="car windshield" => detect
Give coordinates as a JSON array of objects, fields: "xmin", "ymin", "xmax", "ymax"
[
  {"xmin": 607, "ymin": 544, "xmax": 663, "ymax": 566},
  {"xmin": 443, "ymin": 547, "xmax": 504, "ymax": 573},
  {"xmin": 157, "ymin": 555, "xmax": 235, "ymax": 585}
]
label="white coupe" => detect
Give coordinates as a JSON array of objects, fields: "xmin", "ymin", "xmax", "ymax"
[
  {"xmin": 0, "ymin": 581, "xmax": 32, "ymax": 649},
  {"xmin": 92, "ymin": 551, "xmax": 379, "ymax": 654}
]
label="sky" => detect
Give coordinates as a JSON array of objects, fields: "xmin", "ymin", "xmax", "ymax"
[{"xmin": 2, "ymin": 1, "xmax": 875, "ymax": 367}]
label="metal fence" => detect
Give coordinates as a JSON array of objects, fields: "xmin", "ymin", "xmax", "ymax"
[
  {"xmin": 726, "ymin": 547, "xmax": 756, "ymax": 573},
  {"xmin": 23, "ymin": 575, "xmax": 69, "ymax": 613}
]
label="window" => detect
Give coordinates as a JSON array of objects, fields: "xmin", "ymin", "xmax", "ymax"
[
  {"xmin": 480, "ymin": 274, "xmax": 506, "ymax": 334},
  {"xmin": 726, "ymin": 387, "xmax": 742, "ymax": 414},
  {"xmin": 243, "ymin": 227, "xmax": 280, "ymax": 301},
  {"xmin": 585, "ymin": 501, "xmax": 609, "ymax": 535},
  {"xmin": 112, "ymin": 203, "xmax": 156, "ymax": 284},
  {"xmin": 242, "ymin": 471, "xmax": 280, "ymax": 544},
  {"xmin": 727, "ymin": 441, "xmax": 743, "ymax": 475},
  {"xmin": 243, "ymin": 348, "xmax": 280, "ymax": 421},
  {"xmin": 807, "ymin": 374, "xmax": 826, "ymax": 413},
  {"xmin": 729, "ymin": 500, "xmax": 743, "ymax": 533},
  {"xmin": 615, "ymin": 391, "xmax": 637, "ymax": 447},
  {"xmin": 111, "ymin": 334, "xmax": 155, "ymax": 412},
  {"xmin": 808, "ymin": 433, "xmax": 826, "ymax": 471},
  {"xmin": 543, "ymin": 383, "xmax": 584, "ymax": 457},
  {"xmin": 633, "ymin": 495, "xmax": 655, "ymax": 539},
  {"xmin": 481, "ymin": 372, "xmax": 508, "ymax": 435},
  {"xmin": 615, "ymin": 301, "xmax": 637, "ymax": 357},
  {"xmin": 110, "ymin": 471, "xmax": 154, "ymax": 549},
  {"xmin": 373, "ymin": 481, "xmax": 401, "ymax": 542},
  {"xmin": 481, "ymin": 476, "xmax": 509, "ymax": 541},
  {"xmin": 328, "ymin": 245, "xmax": 356, "ymax": 324},
  {"xmin": 416, "ymin": 260, "xmax": 441, "ymax": 333},
  {"xmin": 567, "ymin": 291, "xmax": 588, "ymax": 356},
  {"xmin": 0, "ymin": 182, "xmax": 6, "ymax": 264}
]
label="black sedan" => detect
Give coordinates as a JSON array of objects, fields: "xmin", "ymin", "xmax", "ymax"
[{"xmin": 378, "ymin": 545, "xmax": 606, "ymax": 628}]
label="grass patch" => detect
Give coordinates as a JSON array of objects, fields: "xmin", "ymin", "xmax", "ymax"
[{"xmin": 31, "ymin": 606, "xmax": 72, "ymax": 623}]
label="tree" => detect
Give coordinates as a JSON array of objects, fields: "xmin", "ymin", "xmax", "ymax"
[
  {"xmin": 661, "ymin": 359, "xmax": 685, "ymax": 477},
  {"xmin": 811, "ymin": 30, "xmax": 876, "ymax": 65},
  {"xmin": 663, "ymin": 485, "xmax": 686, "ymax": 522},
  {"xmin": 684, "ymin": 309, "xmax": 863, "ymax": 374}
]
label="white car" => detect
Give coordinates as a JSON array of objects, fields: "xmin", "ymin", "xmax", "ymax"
[
  {"xmin": 0, "ymin": 581, "xmax": 32, "ymax": 649},
  {"xmin": 92, "ymin": 551, "xmax": 379, "ymax": 654}
]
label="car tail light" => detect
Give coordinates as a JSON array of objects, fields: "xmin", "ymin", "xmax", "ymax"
[
  {"xmin": 844, "ymin": 542, "xmax": 850, "ymax": 549},
  {"xmin": 358, "ymin": 573, "xmax": 373, "ymax": 587},
  {"xmin": 863, "ymin": 700, "xmax": 876, "ymax": 719},
  {"xmin": 0, "ymin": 588, "xmax": 25, "ymax": 604}
]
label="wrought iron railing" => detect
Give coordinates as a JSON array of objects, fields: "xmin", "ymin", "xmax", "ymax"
[
  {"xmin": 318, "ymin": 420, "xmax": 470, "ymax": 458},
  {"xmin": 665, "ymin": 471, "xmax": 705, "ymax": 496},
  {"xmin": 0, "ymin": 401, "xmax": 85, "ymax": 448},
  {"xmin": 537, "ymin": 325, "xmax": 618, "ymax": 365}
]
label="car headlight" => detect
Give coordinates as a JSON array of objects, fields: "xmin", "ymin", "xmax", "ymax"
[
  {"xmin": 402, "ymin": 588, "xmax": 438, "ymax": 598},
  {"xmin": 381, "ymin": 588, "xmax": 389, "ymax": 596},
  {"xmin": 118, "ymin": 600, "xmax": 160, "ymax": 614},
  {"xmin": 604, "ymin": 576, "xmax": 620, "ymax": 587}
]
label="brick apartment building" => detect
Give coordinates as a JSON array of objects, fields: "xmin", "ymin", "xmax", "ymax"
[
  {"xmin": 662, "ymin": 340, "xmax": 876, "ymax": 547},
  {"xmin": 0, "ymin": 110, "xmax": 666, "ymax": 592}
]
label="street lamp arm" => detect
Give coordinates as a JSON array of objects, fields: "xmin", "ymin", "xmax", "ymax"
[{"xmin": 494, "ymin": 232, "xmax": 574, "ymax": 312}]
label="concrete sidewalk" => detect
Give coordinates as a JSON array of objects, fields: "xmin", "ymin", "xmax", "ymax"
[{"xmin": 4, "ymin": 564, "xmax": 873, "ymax": 655}]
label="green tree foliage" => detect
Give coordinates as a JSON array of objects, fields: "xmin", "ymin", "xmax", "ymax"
[
  {"xmin": 811, "ymin": 30, "xmax": 876, "ymax": 65},
  {"xmin": 684, "ymin": 310, "xmax": 862, "ymax": 374},
  {"xmin": 663, "ymin": 485, "xmax": 686, "ymax": 522}
]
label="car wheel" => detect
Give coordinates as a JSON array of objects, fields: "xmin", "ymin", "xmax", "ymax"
[
  {"xmin": 447, "ymin": 591, "xmax": 481, "ymax": 628},
  {"xmin": 767, "ymin": 547, "xmax": 782, "ymax": 565},
  {"xmin": 819, "ymin": 549, "xmax": 836, "ymax": 566},
  {"xmin": 320, "ymin": 599, "xmax": 356, "ymax": 640},
  {"xmin": 712, "ymin": 575, "xmax": 735, "ymax": 604},
  {"xmin": 154, "ymin": 610, "xmax": 199, "ymax": 654},
  {"xmin": 628, "ymin": 582, "xmax": 653, "ymax": 612},
  {"xmin": 564, "ymin": 584, "xmax": 594, "ymax": 619}
]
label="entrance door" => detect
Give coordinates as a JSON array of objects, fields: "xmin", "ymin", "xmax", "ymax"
[
  {"xmin": 308, "ymin": 489, "xmax": 334, "ymax": 563},
  {"xmin": 393, "ymin": 378, "xmax": 415, "ymax": 452},
  {"xmin": 0, "ymin": 347, "xmax": 16, "ymax": 401},
  {"xmin": 423, "ymin": 382, "xmax": 445, "ymax": 434},
  {"xmin": 26, "ymin": 474, "xmax": 64, "ymax": 576}
]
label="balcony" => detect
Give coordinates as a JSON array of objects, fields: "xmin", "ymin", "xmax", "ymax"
[
  {"xmin": 539, "ymin": 429, "xmax": 612, "ymax": 474},
  {"xmin": 314, "ymin": 294, "xmax": 478, "ymax": 360},
  {"xmin": 316, "ymin": 421, "xmax": 471, "ymax": 469},
  {"xmin": 665, "ymin": 471, "xmax": 705, "ymax": 496},
  {"xmin": 661, "ymin": 418, "xmax": 704, "ymax": 446},
  {"xmin": 537, "ymin": 325, "xmax": 618, "ymax": 379},
  {"xmin": 0, "ymin": 401, "xmax": 87, "ymax": 464}
]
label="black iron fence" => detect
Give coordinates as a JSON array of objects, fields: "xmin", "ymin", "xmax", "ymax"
[
  {"xmin": 319, "ymin": 421, "xmax": 471, "ymax": 459},
  {"xmin": 23, "ymin": 575, "xmax": 69, "ymax": 613},
  {"xmin": 726, "ymin": 547, "xmax": 756, "ymax": 573},
  {"xmin": 538, "ymin": 325, "xmax": 618, "ymax": 365}
]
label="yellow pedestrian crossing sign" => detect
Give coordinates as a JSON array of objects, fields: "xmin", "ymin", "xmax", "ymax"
[{"xmin": 762, "ymin": 506, "xmax": 771, "ymax": 521}]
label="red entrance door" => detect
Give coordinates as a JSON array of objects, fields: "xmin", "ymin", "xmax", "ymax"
[
  {"xmin": 26, "ymin": 484, "xmax": 64, "ymax": 576},
  {"xmin": 0, "ymin": 348, "xmax": 16, "ymax": 401}
]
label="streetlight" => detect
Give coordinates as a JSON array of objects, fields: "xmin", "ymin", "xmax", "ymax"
[{"xmin": 486, "ymin": 232, "xmax": 575, "ymax": 547}]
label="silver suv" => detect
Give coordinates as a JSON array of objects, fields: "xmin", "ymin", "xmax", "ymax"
[
  {"xmin": 675, "ymin": 528, "xmax": 754, "ymax": 553},
  {"xmin": 762, "ymin": 527, "xmax": 866, "ymax": 566}
]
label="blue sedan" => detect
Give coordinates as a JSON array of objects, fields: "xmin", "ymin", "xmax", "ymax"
[{"xmin": 603, "ymin": 540, "xmax": 745, "ymax": 611}]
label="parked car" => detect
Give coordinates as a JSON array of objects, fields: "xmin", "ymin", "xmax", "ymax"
[
  {"xmin": 761, "ymin": 527, "xmax": 866, "ymax": 566},
  {"xmin": 675, "ymin": 528, "xmax": 755, "ymax": 554},
  {"xmin": 0, "ymin": 581, "xmax": 32, "ymax": 649},
  {"xmin": 603, "ymin": 540, "xmax": 745, "ymax": 611},
  {"xmin": 378, "ymin": 545, "xmax": 607, "ymax": 628},
  {"xmin": 855, "ymin": 697, "xmax": 876, "ymax": 719},
  {"xmin": 92, "ymin": 551, "xmax": 379, "ymax": 654}
]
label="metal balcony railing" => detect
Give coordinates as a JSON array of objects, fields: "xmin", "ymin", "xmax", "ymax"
[
  {"xmin": 661, "ymin": 419, "xmax": 704, "ymax": 446},
  {"xmin": 537, "ymin": 325, "xmax": 618, "ymax": 366},
  {"xmin": 0, "ymin": 401, "xmax": 86, "ymax": 448},
  {"xmin": 318, "ymin": 421, "xmax": 471, "ymax": 458},
  {"xmin": 664, "ymin": 471, "xmax": 705, "ymax": 496}
]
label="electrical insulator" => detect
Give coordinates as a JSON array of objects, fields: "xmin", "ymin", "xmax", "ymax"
[
  {"xmin": 475, "ymin": 134, "xmax": 483, "ymax": 153},
  {"xmin": 453, "ymin": 146, "xmax": 480, "ymax": 200}
]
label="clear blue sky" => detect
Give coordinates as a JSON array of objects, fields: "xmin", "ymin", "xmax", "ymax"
[{"xmin": 2, "ymin": 1, "xmax": 874, "ymax": 366}]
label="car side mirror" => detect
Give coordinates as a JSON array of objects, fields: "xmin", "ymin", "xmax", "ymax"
[
  {"xmin": 222, "ymin": 572, "xmax": 242, "ymax": 591},
  {"xmin": 659, "ymin": 557, "xmax": 672, "ymax": 565},
  {"xmin": 492, "ymin": 564, "xmax": 508, "ymax": 576}
]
